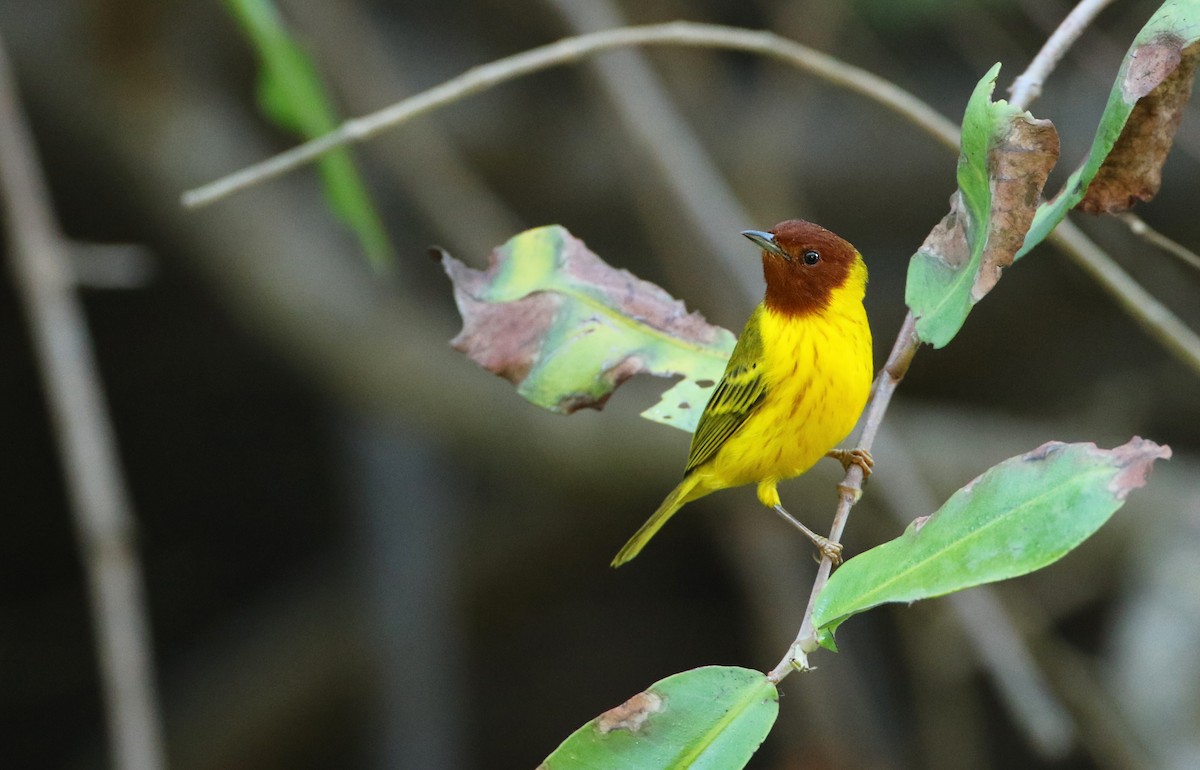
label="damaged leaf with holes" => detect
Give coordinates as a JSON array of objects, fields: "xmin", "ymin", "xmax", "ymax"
[
  {"xmin": 812, "ymin": 437, "xmax": 1171, "ymax": 651},
  {"xmin": 539, "ymin": 666, "xmax": 778, "ymax": 769},
  {"xmin": 442, "ymin": 225, "xmax": 736, "ymax": 433},
  {"xmin": 1019, "ymin": 0, "xmax": 1200, "ymax": 255},
  {"xmin": 905, "ymin": 62, "xmax": 1060, "ymax": 349}
]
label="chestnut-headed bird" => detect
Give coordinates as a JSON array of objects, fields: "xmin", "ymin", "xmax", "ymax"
[{"xmin": 612, "ymin": 219, "xmax": 874, "ymax": 567}]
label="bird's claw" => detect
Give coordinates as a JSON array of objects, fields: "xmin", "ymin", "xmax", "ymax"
[
  {"xmin": 813, "ymin": 536, "xmax": 843, "ymax": 567},
  {"xmin": 828, "ymin": 447, "xmax": 874, "ymax": 478}
]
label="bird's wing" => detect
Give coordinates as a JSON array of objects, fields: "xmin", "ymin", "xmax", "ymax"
[{"xmin": 684, "ymin": 306, "xmax": 767, "ymax": 474}]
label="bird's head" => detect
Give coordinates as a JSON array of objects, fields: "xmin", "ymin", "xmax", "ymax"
[{"xmin": 742, "ymin": 219, "xmax": 866, "ymax": 317}]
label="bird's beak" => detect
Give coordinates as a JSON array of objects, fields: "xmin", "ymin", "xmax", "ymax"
[{"xmin": 741, "ymin": 229, "xmax": 790, "ymax": 261}]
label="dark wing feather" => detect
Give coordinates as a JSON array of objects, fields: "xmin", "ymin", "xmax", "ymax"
[{"xmin": 684, "ymin": 306, "xmax": 768, "ymax": 474}]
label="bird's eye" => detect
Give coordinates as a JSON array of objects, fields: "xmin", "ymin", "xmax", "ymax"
[{"xmin": 803, "ymin": 250, "xmax": 820, "ymax": 265}]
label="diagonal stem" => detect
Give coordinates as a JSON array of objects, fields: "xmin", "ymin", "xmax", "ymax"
[
  {"xmin": 768, "ymin": 313, "xmax": 920, "ymax": 682},
  {"xmin": 1008, "ymin": 0, "xmax": 1117, "ymax": 110}
]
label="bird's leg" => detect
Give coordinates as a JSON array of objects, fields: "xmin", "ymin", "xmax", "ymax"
[
  {"xmin": 772, "ymin": 504, "xmax": 843, "ymax": 566},
  {"xmin": 827, "ymin": 447, "xmax": 874, "ymax": 478}
]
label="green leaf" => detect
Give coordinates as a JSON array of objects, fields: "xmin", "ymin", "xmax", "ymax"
[
  {"xmin": 905, "ymin": 64, "xmax": 1059, "ymax": 348},
  {"xmin": 442, "ymin": 226, "xmax": 736, "ymax": 433},
  {"xmin": 222, "ymin": 0, "xmax": 392, "ymax": 269},
  {"xmin": 540, "ymin": 666, "xmax": 778, "ymax": 770},
  {"xmin": 813, "ymin": 437, "xmax": 1171, "ymax": 651},
  {"xmin": 905, "ymin": 65, "xmax": 1060, "ymax": 348},
  {"xmin": 1018, "ymin": 0, "xmax": 1200, "ymax": 256}
]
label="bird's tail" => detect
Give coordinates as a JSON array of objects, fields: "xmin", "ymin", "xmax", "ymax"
[{"xmin": 611, "ymin": 475, "xmax": 704, "ymax": 567}]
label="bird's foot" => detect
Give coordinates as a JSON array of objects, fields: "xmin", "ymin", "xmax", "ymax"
[
  {"xmin": 810, "ymin": 534, "xmax": 844, "ymax": 566},
  {"xmin": 828, "ymin": 447, "xmax": 874, "ymax": 478},
  {"xmin": 772, "ymin": 504, "xmax": 843, "ymax": 566}
]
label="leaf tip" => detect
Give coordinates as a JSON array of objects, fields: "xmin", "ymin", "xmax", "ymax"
[
  {"xmin": 906, "ymin": 514, "xmax": 932, "ymax": 534},
  {"xmin": 1122, "ymin": 34, "xmax": 1187, "ymax": 102},
  {"xmin": 1107, "ymin": 436, "xmax": 1172, "ymax": 500}
]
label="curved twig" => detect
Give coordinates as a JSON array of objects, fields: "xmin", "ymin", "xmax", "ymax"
[
  {"xmin": 1119, "ymin": 211, "xmax": 1200, "ymax": 273},
  {"xmin": 768, "ymin": 313, "xmax": 920, "ymax": 681},
  {"xmin": 1008, "ymin": 0, "xmax": 1117, "ymax": 110},
  {"xmin": 181, "ymin": 21, "xmax": 958, "ymax": 208}
]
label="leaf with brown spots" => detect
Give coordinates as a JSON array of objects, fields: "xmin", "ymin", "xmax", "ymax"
[
  {"xmin": 813, "ymin": 437, "xmax": 1171, "ymax": 651},
  {"xmin": 540, "ymin": 666, "xmax": 778, "ymax": 769},
  {"xmin": 906, "ymin": 63, "xmax": 1060, "ymax": 348},
  {"xmin": 442, "ymin": 225, "xmax": 735, "ymax": 432},
  {"xmin": 1019, "ymin": 1, "xmax": 1200, "ymax": 255},
  {"xmin": 1083, "ymin": 36, "xmax": 1200, "ymax": 213}
]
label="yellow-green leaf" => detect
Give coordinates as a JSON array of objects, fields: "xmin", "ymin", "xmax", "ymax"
[{"xmin": 442, "ymin": 226, "xmax": 734, "ymax": 432}]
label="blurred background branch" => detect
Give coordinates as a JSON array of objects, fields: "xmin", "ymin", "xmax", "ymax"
[{"xmin": 0, "ymin": 27, "xmax": 164, "ymax": 770}]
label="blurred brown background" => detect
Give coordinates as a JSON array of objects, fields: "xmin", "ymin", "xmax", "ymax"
[{"xmin": 2, "ymin": 0, "xmax": 1199, "ymax": 768}]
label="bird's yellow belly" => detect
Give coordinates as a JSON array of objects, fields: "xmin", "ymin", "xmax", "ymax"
[{"xmin": 695, "ymin": 306, "xmax": 872, "ymax": 494}]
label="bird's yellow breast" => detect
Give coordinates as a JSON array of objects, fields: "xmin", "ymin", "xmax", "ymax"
[{"xmin": 694, "ymin": 268, "xmax": 873, "ymax": 494}]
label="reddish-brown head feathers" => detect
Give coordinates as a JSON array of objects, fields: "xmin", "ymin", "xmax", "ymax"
[{"xmin": 743, "ymin": 219, "xmax": 862, "ymax": 317}]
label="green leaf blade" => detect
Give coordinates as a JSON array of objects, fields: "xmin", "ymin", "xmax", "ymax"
[
  {"xmin": 813, "ymin": 437, "xmax": 1171, "ymax": 650},
  {"xmin": 222, "ymin": 0, "xmax": 392, "ymax": 269},
  {"xmin": 443, "ymin": 226, "xmax": 735, "ymax": 433},
  {"xmin": 540, "ymin": 666, "xmax": 778, "ymax": 770}
]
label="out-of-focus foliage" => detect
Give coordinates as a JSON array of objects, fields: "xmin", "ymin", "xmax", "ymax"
[{"xmin": 222, "ymin": 0, "xmax": 392, "ymax": 267}]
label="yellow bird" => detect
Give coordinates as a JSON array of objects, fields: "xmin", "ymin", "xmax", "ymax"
[{"xmin": 613, "ymin": 219, "xmax": 874, "ymax": 567}]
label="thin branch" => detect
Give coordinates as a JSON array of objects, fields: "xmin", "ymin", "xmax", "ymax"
[
  {"xmin": 0, "ymin": 32, "xmax": 165, "ymax": 770},
  {"xmin": 181, "ymin": 21, "xmax": 958, "ymax": 208},
  {"xmin": 276, "ymin": 0, "xmax": 524, "ymax": 260},
  {"xmin": 1008, "ymin": 0, "xmax": 1117, "ymax": 110},
  {"xmin": 1052, "ymin": 220, "xmax": 1200, "ymax": 377},
  {"xmin": 768, "ymin": 314, "xmax": 920, "ymax": 681},
  {"xmin": 1118, "ymin": 211, "xmax": 1200, "ymax": 273},
  {"xmin": 540, "ymin": 0, "xmax": 760, "ymax": 302}
]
